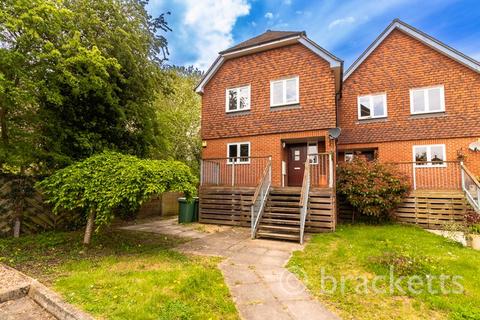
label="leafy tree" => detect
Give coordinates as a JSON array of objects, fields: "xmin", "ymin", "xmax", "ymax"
[
  {"xmin": 37, "ymin": 151, "xmax": 197, "ymax": 244},
  {"xmin": 0, "ymin": 0, "xmax": 171, "ymax": 172},
  {"xmin": 154, "ymin": 67, "xmax": 202, "ymax": 174},
  {"xmin": 337, "ymin": 158, "xmax": 410, "ymax": 219}
]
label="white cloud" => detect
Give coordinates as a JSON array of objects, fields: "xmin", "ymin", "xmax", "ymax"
[
  {"xmin": 264, "ymin": 12, "xmax": 274, "ymax": 19},
  {"xmin": 328, "ymin": 16, "xmax": 356, "ymax": 30},
  {"xmin": 283, "ymin": 0, "xmax": 292, "ymax": 5},
  {"xmin": 181, "ymin": 0, "xmax": 250, "ymax": 70}
]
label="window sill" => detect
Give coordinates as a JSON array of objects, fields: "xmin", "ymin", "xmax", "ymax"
[
  {"xmin": 356, "ymin": 117, "xmax": 388, "ymax": 124},
  {"xmin": 226, "ymin": 110, "xmax": 251, "ymax": 116},
  {"xmin": 270, "ymin": 103, "xmax": 300, "ymax": 111},
  {"xmin": 409, "ymin": 111, "xmax": 446, "ymax": 119}
]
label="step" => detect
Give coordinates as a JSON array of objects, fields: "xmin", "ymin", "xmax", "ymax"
[
  {"xmin": 270, "ymin": 188, "xmax": 301, "ymax": 195},
  {"xmin": 262, "ymin": 212, "xmax": 300, "ymax": 219},
  {"xmin": 266, "ymin": 202, "xmax": 301, "ymax": 208},
  {"xmin": 264, "ymin": 206, "xmax": 299, "ymax": 213},
  {"xmin": 260, "ymin": 218, "xmax": 300, "ymax": 225},
  {"xmin": 268, "ymin": 196, "xmax": 301, "ymax": 201},
  {"xmin": 259, "ymin": 224, "xmax": 299, "ymax": 232},
  {"xmin": 256, "ymin": 231, "xmax": 300, "ymax": 241}
]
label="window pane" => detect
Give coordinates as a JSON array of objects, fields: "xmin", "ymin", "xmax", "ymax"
[
  {"xmin": 239, "ymin": 143, "xmax": 249, "ymax": 160},
  {"xmin": 285, "ymin": 78, "xmax": 298, "ymax": 103},
  {"xmin": 238, "ymin": 86, "xmax": 250, "ymax": 110},
  {"xmin": 308, "ymin": 143, "xmax": 318, "ymax": 163},
  {"xmin": 430, "ymin": 145, "xmax": 444, "ymax": 165},
  {"xmin": 228, "ymin": 144, "xmax": 237, "ymax": 159},
  {"xmin": 272, "ymin": 81, "xmax": 283, "ymax": 105},
  {"xmin": 228, "ymin": 89, "xmax": 237, "ymax": 111},
  {"xmin": 359, "ymin": 96, "xmax": 371, "ymax": 117},
  {"xmin": 414, "ymin": 147, "xmax": 428, "ymax": 165},
  {"xmin": 412, "ymin": 90, "xmax": 425, "ymax": 113},
  {"xmin": 428, "ymin": 88, "xmax": 442, "ymax": 111},
  {"xmin": 372, "ymin": 95, "xmax": 385, "ymax": 117}
]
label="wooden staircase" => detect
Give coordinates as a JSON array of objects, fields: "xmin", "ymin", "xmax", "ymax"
[{"xmin": 257, "ymin": 187, "xmax": 302, "ymax": 242}]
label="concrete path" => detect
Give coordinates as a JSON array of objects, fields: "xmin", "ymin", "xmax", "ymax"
[{"xmin": 123, "ymin": 218, "xmax": 339, "ymax": 320}]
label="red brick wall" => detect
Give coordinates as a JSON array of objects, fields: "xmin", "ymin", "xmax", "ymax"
[
  {"xmin": 201, "ymin": 43, "xmax": 337, "ymax": 140},
  {"xmin": 339, "ymin": 29, "xmax": 480, "ymax": 145},
  {"xmin": 203, "ymin": 129, "xmax": 334, "ymax": 186}
]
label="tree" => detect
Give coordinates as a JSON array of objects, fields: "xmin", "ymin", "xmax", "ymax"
[
  {"xmin": 154, "ymin": 67, "xmax": 202, "ymax": 175},
  {"xmin": 337, "ymin": 158, "xmax": 411, "ymax": 219},
  {"xmin": 0, "ymin": 0, "xmax": 171, "ymax": 173},
  {"xmin": 37, "ymin": 151, "xmax": 197, "ymax": 244}
]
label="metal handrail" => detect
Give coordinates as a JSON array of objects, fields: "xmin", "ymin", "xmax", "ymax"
[
  {"xmin": 251, "ymin": 158, "xmax": 272, "ymax": 239},
  {"xmin": 299, "ymin": 159, "xmax": 310, "ymax": 244},
  {"xmin": 461, "ymin": 163, "xmax": 480, "ymax": 213}
]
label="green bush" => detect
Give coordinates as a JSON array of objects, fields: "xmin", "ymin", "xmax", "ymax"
[
  {"xmin": 337, "ymin": 158, "xmax": 410, "ymax": 219},
  {"xmin": 37, "ymin": 151, "xmax": 197, "ymax": 243}
]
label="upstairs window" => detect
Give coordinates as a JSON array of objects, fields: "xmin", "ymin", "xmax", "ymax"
[
  {"xmin": 410, "ymin": 86, "xmax": 445, "ymax": 114},
  {"xmin": 270, "ymin": 76, "xmax": 299, "ymax": 107},
  {"xmin": 226, "ymin": 85, "xmax": 250, "ymax": 113},
  {"xmin": 413, "ymin": 144, "xmax": 446, "ymax": 167},
  {"xmin": 357, "ymin": 93, "xmax": 387, "ymax": 119},
  {"xmin": 227, "ymin": 142, "xmax": 250, "ymax": 164}
]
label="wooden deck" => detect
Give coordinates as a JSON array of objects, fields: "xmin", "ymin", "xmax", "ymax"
[{"xmin": 199, "ymin": 186, "xmax": 336, "ymax": 233}]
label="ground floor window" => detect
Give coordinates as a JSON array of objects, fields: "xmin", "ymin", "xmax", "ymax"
[
  {"xmin": 227, "ymin": 142, "xmax": 250, "ymax": 163},
  {"xmin": 308, "ymin": 141, "xmax": 319, "ymax": 164},
  {"xmin": 413, "ymin": 144, "xmax": 446, "ymax": 167},
  {"xmin": 344, "ymin": 151, "xmax": 354, "ymax": 162}
]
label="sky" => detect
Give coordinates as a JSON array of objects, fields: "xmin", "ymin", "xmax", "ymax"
[{"xmin": 147, "ymin": 0, "xmax": 480, "ymax": 71}]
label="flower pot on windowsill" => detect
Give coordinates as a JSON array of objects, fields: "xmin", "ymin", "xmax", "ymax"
[{"xmin": 467, "ymin": 234, "xmax": 480, "ymax": 250}]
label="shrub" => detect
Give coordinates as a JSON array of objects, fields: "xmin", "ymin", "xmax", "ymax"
[
  {"xmin": 37, "ymin": 151, "xmax": 197, "ymax": 244},
  {"xmin": 337, "ymin": 158, "xmax": 410, "ymax": 219}
]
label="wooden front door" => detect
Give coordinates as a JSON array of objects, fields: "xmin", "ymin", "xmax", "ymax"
[{"xmin": 287, "ymin": 144, "xmax": 307, "ymax": 186}]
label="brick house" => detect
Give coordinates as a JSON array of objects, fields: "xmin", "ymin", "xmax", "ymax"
[
  {"xmin": 196, "ymin": 20, "xmax": 480, "ymax": 241},
  {"xmin": 338, "ymin": 19, "xmax": 480, "ymax": 199},
  {"xmin": 196, "ymin": 31, "xmax": 342, "ymax": 242}
]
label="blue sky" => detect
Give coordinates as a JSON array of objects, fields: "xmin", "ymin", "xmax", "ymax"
[{"xmin": 147, "ymin": 0, "xmax": 480, "ymax": 71}]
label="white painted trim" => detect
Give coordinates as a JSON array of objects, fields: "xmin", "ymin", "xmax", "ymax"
[
  {"xmin": 344, "ymin": 20, "xmax": 480, "ymax": 80},
  {"xmin": 195, "ymin": 56, "xmax": 224, "ymax": 93},
  {"xmin": 357, "ymin": 93, "xmax": 388, "ymax": 120},
  {"xmin": 227, "ymin": 142, "xmax": 251, "ymax": 164},
  {"xmin": 409, "ymin": 85, "xmax": 445, "ymax": 115},
  {"xmin": 270, "ymin": 76, "xmax": 300, "ymax": 107},
  {"xmin": 298, "ymin": 38, "xmax": 342, "ymax": 68},
  {"xmin": 195, "ymin": 36, "xmax": 342, "ymax": 93},
  {"xmin": 225, "ymin": 85, "xmax": 251, "ymax": 113},
  {"xmin": 412, "ymin": 144, "xmax": 447, "ymax": 168}
]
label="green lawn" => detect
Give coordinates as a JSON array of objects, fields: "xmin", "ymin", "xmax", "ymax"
[
  {"xmin": 288, "ymin": 224, "xmax": 480, "ymax": 320},
  {"xmin": 0, "ymin": 230, "xmax": 238, "ymax": 320}
]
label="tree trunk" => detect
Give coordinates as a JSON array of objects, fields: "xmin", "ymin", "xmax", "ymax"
[
  {"xmin": 13, "ymin": 217, "xmax": 21, "ymax": 238},
  {"xmin": 83, "ymin": 211, "xmax": 95, "ymax": 245},
  {"xmin": 0, "ymin": 106, "xmax": 8, "ymax": 144}
]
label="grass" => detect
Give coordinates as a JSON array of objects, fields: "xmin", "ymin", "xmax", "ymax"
[
  {"xmin": 288, "ymin": 224, "xmax": 480, "ymax": 320},
  {"xmin": 0, "ymin": 230, "xmax": 239, "ymax": 320}
]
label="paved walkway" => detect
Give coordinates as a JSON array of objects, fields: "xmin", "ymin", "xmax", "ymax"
[{"xmin": 122, "ymin": 218, "xmax": 339, "ymax": 320}]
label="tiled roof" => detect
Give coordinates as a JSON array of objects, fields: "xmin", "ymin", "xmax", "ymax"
[{"xmin": 220, "ymin": 30, "xmax": 305, "ymax": 54}]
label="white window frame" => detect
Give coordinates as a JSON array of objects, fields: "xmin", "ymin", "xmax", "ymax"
[
  {"xmin": 225, "ymin": 85, "xmax": 251, "ymax": 113},
  {"xmin": 344, "ymin": 151, "xmax": 354, "ymax": 162},
  {"xmin": 413, "ymin": 144, "xmax": 447, "ymax": 168},
  {"xmin": 227, "ymin": 142, "xmax": 251, "ymax": 164},
  {"xmin": 307, "ymin": 141, "xmax": 319, "ymax": 164},
  {"xmin": 357, "ymin": 93, "xmax": 387, "ymax": 120},
  {"xmin": 409, "ymin": 85, "xmax": 445, "ymax": 115},
  {"xmin": 270, "ymin": 76, "xmax": 299, "ymax": 107}
]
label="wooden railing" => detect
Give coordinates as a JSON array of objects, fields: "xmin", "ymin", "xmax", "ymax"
[
  {"xmin": 461, "ymin": 163, "xmax": 480, "ymax": 213},
  {"xmin": 308, "ymin": 153, "xmax": 333, "ymax": 188},
  {"xmin": 389, "ymin": 161, "xmax": 462, "ymax": 190},
  {"xmin": 200, "ymin": 156, "xmax": 271, "ymax": 187},
  {"xmin": 251, "ymin": 158, "xmax": 272, "ymax": 238},
  {"xmin": 299, "ymin": 159, "xmax": 310, "ymax": 244}
]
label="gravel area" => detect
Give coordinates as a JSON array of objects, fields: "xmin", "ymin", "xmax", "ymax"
[{"xmin": 0, "ymin": 265, "xmax": 30, "ymax": 294}]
